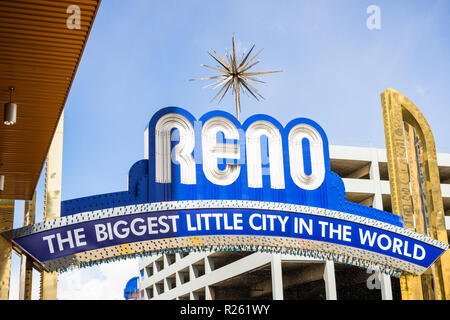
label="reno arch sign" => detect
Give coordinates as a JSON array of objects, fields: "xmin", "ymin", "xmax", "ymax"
[
  {"xmin": 146, "ymin": 108, "xmax": 328, "ymax": 202},
  {"xmin": 3, "ymin": 107, "xmax": 448, "ymax": 276},
  {"xmin": 151, "ymin": 109, "xmax": 325, "ymax": 191}
]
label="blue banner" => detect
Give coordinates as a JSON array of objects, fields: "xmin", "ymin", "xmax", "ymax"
[{"xmin": 5, "ymin": 201, "xmax": 447, "ymax": 276}]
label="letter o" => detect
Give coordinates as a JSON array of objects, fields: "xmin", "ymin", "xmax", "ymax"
[
  {"xmin": 288, "ymin": 123, "xmax": 325, "ymax": 190},
  {"xmin": 377, "ymin": 234, "xmax": 392, "ymax": 251}
]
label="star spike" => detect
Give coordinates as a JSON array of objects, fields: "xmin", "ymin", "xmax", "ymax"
[{"xmin": 191, "ymin": 34, "xmax": 282, "ymax": 120}]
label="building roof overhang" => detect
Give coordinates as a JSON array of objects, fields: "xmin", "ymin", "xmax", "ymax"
[{"xmin": 0, "ymin": 0, "xmax": 101, "ymax": 199}]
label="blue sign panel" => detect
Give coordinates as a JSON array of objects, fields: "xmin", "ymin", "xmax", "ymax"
[
  {"xmin": 3, "ymin": 107, "xmax": 448, "ymax": 275},
  {"xmin": 7, "ymin": 202, "xmax": 445, "ymax": 276}
]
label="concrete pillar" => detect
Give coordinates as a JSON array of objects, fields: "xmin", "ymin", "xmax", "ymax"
[
  {"xmin": 41, "ymin": 111, "xmax": 64, "ymax": 300},
  {"xmin": 0, "ymin": 200, "xmax": 15, "ymax": 300},
  {"xmin": 164, "ymin": 277, "xmax": 170, "ymax": 292},
  {"xmin": 271, "ymin": 254, "xmax": 284, "ymax": 300},
  {"xmin": 190, "ymin": 264, "xmax": 199, "ymax": 280},
  {"xmin": 370, "ymin": 149, "xmax": 393, "ymax": 300},
  {"xmin": 205, "ymin": 285, "xmax": 215, "ymax": 300},
  {"xmin": 369, "ymin": 151, "xmax": 384, "ymax": 210},
  {"xmin": 205, "ymin": 256, "xmax": 215, "ymax": 274},
  {"xmin": 190, "ymin": 291, "xmax": 199, "ymax": 300},
  {"xmin": 323, "ymin": 260, "xmax": 337, "ymax": 300},
  {"xmin": 380, "ymin": 273, "xmax": 393, "ymax": 300},
  {"xmin": 176, "ymin": 271, "xmax": 185, "ymax": 287}
]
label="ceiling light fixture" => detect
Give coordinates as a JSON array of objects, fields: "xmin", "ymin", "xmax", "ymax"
[{"xmin": 4, "ymin": 87, "xmax": 17, "ymax": 125}]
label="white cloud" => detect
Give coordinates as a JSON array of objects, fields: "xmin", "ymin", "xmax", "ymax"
[{"xmin": 58, "ymin": 258, "xmax": 139, "ymax": 300}]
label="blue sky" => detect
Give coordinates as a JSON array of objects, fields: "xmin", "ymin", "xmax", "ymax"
[
  {"xmin": 9, "ymin": 0, "xmax": 450, "ymax": 299},
  {"xmin": 63, "ymin": 0, "xmax": 450, "ymax": 200}
]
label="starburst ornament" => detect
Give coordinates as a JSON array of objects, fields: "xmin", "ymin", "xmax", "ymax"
[{"xmin": 191, "ymin": 35, "xmax": 282, "ymax": 120}]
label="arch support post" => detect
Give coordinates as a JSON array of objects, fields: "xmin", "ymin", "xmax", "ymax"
[
  {"xmin": 0, "ymin": 200, "xmax": 15, "ymax": 300},
  {"xmin": 40, "ymin": 111, "xmax": 64, "ymax": 300},
  {"xmin": 381, "ymin": 88, "xmax": 450, "ymax": 300},
  {"xmin": 19, "ymin": 191, "xmax": 36, "ymax": 300}
]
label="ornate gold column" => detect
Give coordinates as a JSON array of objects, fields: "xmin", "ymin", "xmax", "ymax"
[
  {"xmin": 40, "ymin": 111, "xmax": 64, "ymax": 300},
  {"xmin": 381, "ymin": 88, "xmax": 450, "ymax": 300},
  {"xmin": 0, "ymin": 200, "xmax": 15, "ymax": 300}
]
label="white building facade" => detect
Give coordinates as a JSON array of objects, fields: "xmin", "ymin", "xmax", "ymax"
[{"xmin": 138, "ymin": 145, "xmax": 450, "ymax": 300}]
